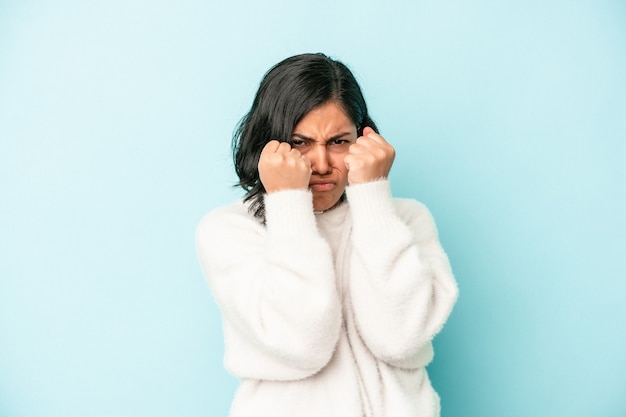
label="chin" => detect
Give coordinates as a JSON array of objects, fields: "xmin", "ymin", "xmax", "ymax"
[
  {"xmin": 313, "ymin": 200, "xmax": 329, "ymax": 212},
  {"xmin": 313, "ymin": 195, "xmax": 342, "ymax": 213}
]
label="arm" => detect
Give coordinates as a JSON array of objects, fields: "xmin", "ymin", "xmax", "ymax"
[
  {"xmin": 346, "ymin": 180, "xmax": 458, "ymax": 368},
  {"xmin": 196, "ymin": 190, "xmax": 342, "ymax": 380}
]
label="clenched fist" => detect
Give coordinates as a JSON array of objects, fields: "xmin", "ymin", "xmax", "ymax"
[
  {"xmin": 344, "ymin": 127, "xmax": 395, "ymax": 184},
  {"xmin": 258, "ymin": 140, "xmax": 312, "ymax": 193}
]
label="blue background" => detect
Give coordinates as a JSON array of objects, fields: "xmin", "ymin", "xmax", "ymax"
[{"xmin": 1, "ymin": 1, "xmax": 625, "ymax": 416}]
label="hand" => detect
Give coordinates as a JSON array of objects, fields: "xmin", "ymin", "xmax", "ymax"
[
  {"xmin": 344, "ymin": 127, "xmax": 395, "ymax": 184},
  {"xmin": 258, "ymin": 140, "xmax": 312, "ymax": 193}
]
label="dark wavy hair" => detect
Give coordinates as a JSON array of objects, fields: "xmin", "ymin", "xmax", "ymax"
[{"xmin": 232, "ymin": 53, "xmax": 378, "ymax": 220}]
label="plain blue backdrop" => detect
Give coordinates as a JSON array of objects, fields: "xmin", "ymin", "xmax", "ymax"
[{"xmin": 1, "ymin": 1, "xmax": 625, "ymax": 416}]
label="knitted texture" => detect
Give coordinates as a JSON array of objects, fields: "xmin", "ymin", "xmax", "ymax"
[{"xmin": 196, "ymin": 180, "xmax": 458, "ymax": 417}]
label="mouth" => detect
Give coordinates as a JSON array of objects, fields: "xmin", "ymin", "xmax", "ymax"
[{"xmin": 309, "ymin": 181, "xmax": 335, "ymax": 192}]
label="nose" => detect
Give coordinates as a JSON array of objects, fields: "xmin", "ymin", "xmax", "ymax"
[{"xmin": 307, "ymin": 143, "xmax": 331, "ymax": 175}]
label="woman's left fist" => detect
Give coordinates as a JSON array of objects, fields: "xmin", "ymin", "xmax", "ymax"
[{"xmin": 344, "ymin": 127, "xmax": 395, "ymax": 184}]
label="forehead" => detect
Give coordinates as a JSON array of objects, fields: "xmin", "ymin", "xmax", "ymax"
[{"xmin": 293, "ymin": 102, "xmax": 356, "ymax": 135}]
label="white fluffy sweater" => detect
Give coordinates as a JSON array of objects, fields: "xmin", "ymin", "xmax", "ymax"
[{"xmin": 196, "ymin": 180, "xmax": 458, "ymax": 417}]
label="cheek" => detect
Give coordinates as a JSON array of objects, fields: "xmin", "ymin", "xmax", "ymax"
[{"xmin": 331, "ymin": 153, "xmax": 348, "ymax": 177}]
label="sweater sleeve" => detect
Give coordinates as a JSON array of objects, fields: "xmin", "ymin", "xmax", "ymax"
[
  {"xmin": 345, "ymin": 180, "xmax": 458, "ymax": 369},
  {"xmin": 196, "ymin": 190, "xmax": 342, "ymax": 380}
]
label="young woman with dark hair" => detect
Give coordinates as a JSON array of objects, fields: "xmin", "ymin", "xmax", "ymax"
[
  {"xmin": 232, "ymin": 53, "xmax": 378, "ymax": 219},
  {"xmin": 197, "ymin": 53, "xmax": 457, "ymax": 417}
]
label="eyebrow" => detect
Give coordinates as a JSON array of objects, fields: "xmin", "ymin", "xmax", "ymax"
[{"xmin": 291, "ymin": 132, "xmax": 353, "ymax": 143}]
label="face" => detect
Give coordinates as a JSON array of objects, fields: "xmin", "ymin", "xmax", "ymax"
[{"xmin": 291, "ymin": 101, "xmax": 357, "ymax": 212}]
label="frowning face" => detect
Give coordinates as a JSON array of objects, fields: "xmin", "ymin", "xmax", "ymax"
[{"xmin": 291, "ymin": 101, "xmax": 357, "ymax": 212}]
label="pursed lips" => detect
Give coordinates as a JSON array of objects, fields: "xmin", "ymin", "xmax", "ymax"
[{"xmin": 309, "ymin": 180, "xmax": 335, "ymax": 192}]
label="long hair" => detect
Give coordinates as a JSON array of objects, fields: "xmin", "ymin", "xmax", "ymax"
[{"xmin": 232, "ymin": 53, "xmax": 378, "ymax": 220}]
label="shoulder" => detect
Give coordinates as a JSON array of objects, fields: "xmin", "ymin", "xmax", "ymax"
[
  {"xmin": 196, "ymin": 200, "xmax": 268, "ymax": 270},
  {"xmin": 392, "ymin": 198, "xmax": 439, "ymax": 239},
  {"xmin": 392, "ymin": 198, "xmax": 431, "ymax": 220},
  {"xmin": 199, "ymin": 200, "xmax": 249, "ymax": 222},
  {"xmin": 197, "ymin": 200, "xmax": 264, "ymax": 241}
]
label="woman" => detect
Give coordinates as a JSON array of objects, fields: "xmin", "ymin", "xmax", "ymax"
[{"xmin": 196, "ymin": 53, "xmax": 458, "ymax": 417}]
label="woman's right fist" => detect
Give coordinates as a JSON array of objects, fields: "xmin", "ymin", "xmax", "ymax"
[{"xmin": 258, "ymin": 140, "xmax": 312, "ymax": 193}]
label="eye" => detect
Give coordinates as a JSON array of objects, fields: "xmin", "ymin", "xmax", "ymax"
[
  {"xmin": 291, "ymin": 139, "xmax": 306, "ymax": 147},
  {"xmin": 329, "ymin": 139, "xmax": 350, "ymax": 146}
]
